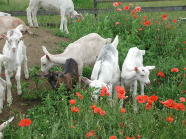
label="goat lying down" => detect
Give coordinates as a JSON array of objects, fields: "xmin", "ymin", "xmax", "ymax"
[
  {"xmin": 121, "ymin": 47, "xmax": 155, "ymax": 112},
  {"xmin": 27, "ymin": 0, "xmax": 84, "ymax": 34},
  {"xmin": 82, "ymin": 35, "xmax": 120, "ymax": 107},
  {"xmin": 0, "ymin": 16, "xmax": 32, "ymax": 37},
  {"xmin": 0, "ymin": 12, "xmax": 11, "ymax": 16},
  {"xmin": 0, "ymin": 117, "xmax": 14, "ymax": 139},
  {"xmin": 1, "ymin": 24, "xmax": 29, "ymax": 105},
  {"xmin": 40, "ymin": 33, "xmax": 112, "ymax": 86},
  {"xmin": 37, "ymin": 58, "xmax": 79, "ymax": 91}
]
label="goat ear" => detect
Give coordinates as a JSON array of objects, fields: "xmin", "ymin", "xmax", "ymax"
[
  {"xmin": 76, "ymin": 14, "xmax": 84, "ymax": 19},
  {"xmin": 134, "ymin": 67, "xmax": 138, "ymax": 72},
  {"xmin": 1, "ymin": 34, "xmax": 8, "ymax": 40},
  {"xmin": 42, "ymin": 46, "xmax": 49, "ymax": 55},
  {"xmin": 146, "ymin": 66, "xmax": 155, "ymax": 71},
  {"xmin": 35, "ymin": 73, "xmax": 49, "ymax": 78},
  {"xmin": 81, "ymin": 77, "xmax": 91, "ymax": 85},
  {"xmin": 46, "ymin": 55, "xmax": 50, "ymax": 61}
]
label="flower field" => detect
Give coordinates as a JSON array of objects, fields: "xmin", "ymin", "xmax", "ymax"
[{"xmin": 1, "ymin": 1, "xmax": 186, "ymax": 139}]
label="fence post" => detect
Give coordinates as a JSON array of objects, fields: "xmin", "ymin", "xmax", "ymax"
[{"xmin": 94, "ymin": 0, "xmax": 98, "ymax": 17}]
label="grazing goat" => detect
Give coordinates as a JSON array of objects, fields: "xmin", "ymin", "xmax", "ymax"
[
  {"xmin": 121, "ymin": 47, "xmax": 155, "ymax": 112},
  {"xmin": 36, "ymin": 58, "xmax": 79, "ymax": 91},
  {"xmin": 27, "ymin": 0, "xmax": 84, "ymax": 34},
  {"xmin": 0, "ymin": 117, "xmax": 14, "ymax": 139},
  {"xmin": 0, "ymin": 77, "xmax": 6, "ymax": 114},
  {"xmin": 41, "ymin": 33, "xmax": 112, "ymax": 86},
  {"xmin": 0, "ymin": 12, "xmax": 11, "ymax": 16},
  {"xmin": 0, "ymin": 16, "xmax": 31, "ymax": 37},
  {"xmin": 82, "ymin": 35, "xmax": 120, "ymax": 107},
  {"xmin": 1, "ymin": 24, "xmax": 29, "ymax": 105}
]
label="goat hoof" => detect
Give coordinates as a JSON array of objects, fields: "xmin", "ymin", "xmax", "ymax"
[
  {"xmin": 7, "ymin": 99, "xmax": 12, "ymax": 106},
  {"xmin": 25, "ymin": 74, "xmax": 29, "ymax": 79},
  {"xmin": 17, "ymin": 90, "xmax": 22, "ymax": 95},
  {"xmin": 29, "ymin": 25, "xmax": 34, "ymax": 28}
]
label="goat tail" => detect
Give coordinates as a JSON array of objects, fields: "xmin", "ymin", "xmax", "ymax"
[{"xmin": 112, "ymin": 35, "xmax": 119, "ymax": 48}]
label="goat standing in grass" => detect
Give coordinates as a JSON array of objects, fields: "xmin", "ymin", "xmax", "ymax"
[
  {"xmin": 40, "ymin": 33, "xmax": 111, "ymax": 86},
  {"xmin": 82, "ymin": 35, "xmax": 120, "ymax": 107},
  {"xmin": 27, "ymin": 0, "xmax": 84, "ymax": 34},
  {"xmin": 121, "ymin": 47, "xmax": 155, "ymax": 112},
  {"xmin": 1, "ymin": 24, "xmax": 29, "ymax": 105}
]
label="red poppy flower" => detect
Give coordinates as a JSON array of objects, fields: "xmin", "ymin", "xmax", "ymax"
[
  {"xmin": 69, "ymin": 100, "xmax": 76, "ymax": 105},
  {"xmin": 100, "ymin": 110, "xmax": 106, "ymax": 116},
  {"xmin": 71, "ymin": 107, "xmax": 80, "ymax": 113},
  {"xmin": 76, "ymin": 92, "xmax": 81, "ymax": 96},
  {"xmin": 113, "ymin": 2, "xmax": 120, "ymax": 7},
  {"xmin": 117, "ymin": 93, "xmax": 126, "ymax": 99},
  {"xmin": 136, "ymin": 135, "xmax": 141, "ymax": 138},
  {"xmin": 166, "ymin": 114, "xmax": 174, "ymax": 123},
  {"xmin": 184, "ymin": 67, "xmax": 186, "ymax": 70},
  {"xmin": 86, "ymin": 130, "xmax": 96, "ymax": 138},
  {"xmin": 182, "ymin": 90, "xmax": 185, "ymax": 94},
  {"xmin": 131, "ymin": 10, "xmax": 137, "ymax": 15},
  {"xmin": 134, "ymin": 7, "xmax": 141, "ymax": 12},
  {"xmin": 133, "ymin": 15, "xmax": 137, "ymax": 18},
  {"xmin": 19, "ymin": 119, "xmax": 32, "ymax": 127},
  {"xmin": 154, "ymin": 21, "xmax": 157, "ymax": 23},
  {"xmin": 94, "ymin": 107, "xmax": 102, "ymax": 113},
  {"xmin": 180, "ymin": 97, "xmax": 185, "ymax": 102},
  {"xmin": 174, "ymin": 103, "xmax": 185, "ymax": 111},
  {"xmin": 184, "ymin": 41, "xmax": 186, "ymax": 44},
  {"xmin": 144, "ymin": 20, "xmax": 150, "ymax": 26},
  {"xmin": 166, "ymin": 24, "xmax": 171, "ymax": 30},
  {"xmin": 159, "ymin": 99, "xmax": 176, "ymax": 109},
  {"xmin": 91, "ymin": 105, "xmax": 96, "ymax": 110},
  {"xmin": 79, "ymin": 95, "xmax": 84, "ymax": 99},
  {"xmin": 117, "ymin": 8, "xmax": 122, "ymax": 11},
  {"xmin": 138, "ymin": 28, "xmax": 142, "ymax": 31},
  {"xmin": 115, "ymin": 22, "xmax": 119, "ymax": 26},
  {"xmin": 120, "ymin": 122, "xmax": 123, "ymax": 127},
  {"xmin": 171, "ymin": 68, "xmax": 179, "ymax": 72},
  {"xmin": 158, "ymin": 71, "xmax": 165, "ymax": 78},
  {"xmin": 143, "ymin": 16, "xmax": 147, "ymax": 21},
  {"xmin": 124, "ymin": 6, "xmax": 129, "ymax": 10},
  {"xmin": 162, "ymin": 14, "xmax": 168, "ymax": 20},
  {"xmin": 136, "ymin": 95, "xmax": 149, "ymax": 103},
  {"xmin": 173, "ymin": 19, "xmax": 176, "ymax": 23},
  {"xmin": 77, "ymin": 19, "xmax": 80, "ymax": 22},
  {"xmin": 150, "ymin": 95, "xmax": 159, "ymax": 102},
  {"xmin": 1, "ymin": 74, "xmax": 5, "ymax": 76},
  {"xmin": 130, "ymin": 4, "xmax": 133, "ymax": 6},
  {"xmin": 145, "ymin": 103, "xmax": 152, "ymax": 110},
  {"xmin": 121, "ymin": 108, "xmax": 126, "ymax": 113},
  {"xmin": 110, "ymin": 136, "xmax": 117, "ymax": 139}
]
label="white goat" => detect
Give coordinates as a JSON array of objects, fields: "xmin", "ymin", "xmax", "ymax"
[
  {"xmin": 0, "ymin": 12, "xmax": 11, "ymax": 16},
  {"xmin": 121, "ymin": 47, "xmax": 155, "ymax": 112},
  {"xmin": 41, "ymin": 33, "xmax": 111, "ymax": 85},
  {"xmin": 82, "ymin": 35, "xmax": 120, "ymax": 106},
  {"xmin": 27, "ymin": 0, "xmax": 84, "ymax": 34},
  {"xmin": 0, "ymin": 117, "xmax": 14, "ymax": 139},
  {"xmin": 0, "ymin": 77, "xmax": 6, "ymax": 114},
  {"xmin": 1, "ymin": 24, "xmax": 29, "ymax": 105}
]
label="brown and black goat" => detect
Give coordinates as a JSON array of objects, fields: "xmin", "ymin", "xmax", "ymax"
[{"xmin": 36, "ymin": 58, "xmax": 79, "ymax": 91}]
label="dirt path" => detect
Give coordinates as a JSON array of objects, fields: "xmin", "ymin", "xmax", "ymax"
[{"xmin": 0, "ymin": 28, "xmax": 70, "ymax": 123}]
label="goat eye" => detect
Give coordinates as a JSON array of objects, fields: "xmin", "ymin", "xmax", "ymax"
[
  {"xmin": 141, "ymin": 75, "xmax": 144, "ymax": 77},
  {"xmin": 43, "ymin": 64, "xmax": 46, "ymax": 66}
]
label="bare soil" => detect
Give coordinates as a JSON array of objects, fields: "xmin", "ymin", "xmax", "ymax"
[{"xmin": 0, "ymin": 28, "xmax": 70, "ymax": 123}]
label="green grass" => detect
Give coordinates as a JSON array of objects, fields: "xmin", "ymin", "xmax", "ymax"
[{"xmin": 1, "ymin": 1, "xmax": 186, "ymax": 139}]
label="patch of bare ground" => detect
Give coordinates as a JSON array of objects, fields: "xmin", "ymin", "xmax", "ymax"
[{"xmin": 0, "ymin": 28, "xmax": 70, "ymax": 123}]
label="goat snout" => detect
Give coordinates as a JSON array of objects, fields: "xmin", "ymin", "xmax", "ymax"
[
  {"xmin": 144, "ymin": 82, "xmax": 150, "ymax": 86},
  {"xmin": 12, "ymin": 48, "xmax": 16, "ymax": 52}
]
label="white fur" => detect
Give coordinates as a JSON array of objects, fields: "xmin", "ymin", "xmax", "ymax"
[
  {"xmin": 82, "ymin": 35, "xmax": 120, "ymax": 106},
  {"xmin": 0, "ymin": 117, "xmax": 14, "ymax": 139},
  {"xmin": 0, "ymin": 77, "xmax": 6, "ymax": 114},
  {"xmin": 41, "ymin": 33, "xmax": 112, "ymax": 86},
  {"xmin": 27, "ymin": 0, "xmax": 84, "ymax": 34},
  {"xmin": 0, "ymin": 12, "xmax": 11, "ymax": 16},
  {"xmin": 1, "ymin": 24, "xmax": 29, "ymax": 105},
  {"xmin": 121, "ymin": 47, "xmax": 155, "ymax": 112}
]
